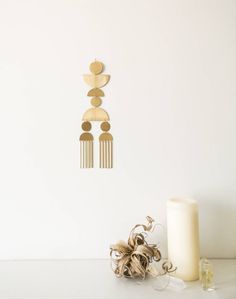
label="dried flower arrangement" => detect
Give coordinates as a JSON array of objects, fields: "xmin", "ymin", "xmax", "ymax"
[{"xmin": 110, "ymin": 216, "xmax": 176, "ymax": 279}]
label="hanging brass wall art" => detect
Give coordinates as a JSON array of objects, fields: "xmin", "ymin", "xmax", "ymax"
[{"xmin": 80, "ymin": 60, "xmax": 113, "ymax": 168}]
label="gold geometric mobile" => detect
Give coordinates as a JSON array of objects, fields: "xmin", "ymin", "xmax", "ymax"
[{"xmin": 80, "ymin": 60, "xmax": 113, "ymax": 168}]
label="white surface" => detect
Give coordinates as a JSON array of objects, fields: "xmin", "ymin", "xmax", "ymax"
[
  {"xmin": 0, "ymin": 259, "xmax": 235, "ymax": 299},
  {"xmin": 0, "ymin": 0, "xmax": 236, "ymax": 259}
]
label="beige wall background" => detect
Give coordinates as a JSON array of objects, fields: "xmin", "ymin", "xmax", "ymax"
[{"xmin": 0, "ymin": 0, "xmax": 235, "ymax": 259}]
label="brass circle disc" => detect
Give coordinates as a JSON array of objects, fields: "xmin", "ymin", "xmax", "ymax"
[
  {"xmin": 82, "ymin": 121, "xmax": 92, "ymax": 131},
  {"xmin": 101, "ymin": 122, "xmax": 110, "ymax": 132},
  {"xmin": 89, "ymin": 61, "xmax": 103, "ymax": 75},
  {"xmin": 91, "ymin": 97, "xmax": 102, "ymax": 107}
]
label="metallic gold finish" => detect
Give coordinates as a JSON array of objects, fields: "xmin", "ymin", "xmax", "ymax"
[
  {"xmin": 89, "ymin": 61, "xmax": 103, "ymax": 75},
  {"xmin": 82, "ymin": 107, "xmax": 109, "ymax": 121},
  {"xmin": 80, "ymin": 61, "xmax": 113, "ymax": 168},
  {"xmin": 99, "ymin": 132, "xmax": 113, "ymax": 141},
  {"xmin": 79, "ymin": 140, "xmax": 93, "ymax": 168},
  {"xmin": 83, "ymin": 74, "xmax": 110, "ymax": 88},
  {"xmin": 87, "ymin": 88, "xmax": 104, "ymax": 97},
  {"xmin": 81, "ymin": 121, "xmax": 92, "ymax": 131},
  {"xmin": 101, "ymin": 121, "xmax": 110, "ymax": 132},
  {"xmin": 99, "ymin": 132, "xmax": 113, "ymax": 168},
  {"xmin": 79, "ymin": 132, "xmax": 93, "ymax": 168},
  {"xmin": 91, "ymin": 97, "xmax": 102, "ymax": 107}
]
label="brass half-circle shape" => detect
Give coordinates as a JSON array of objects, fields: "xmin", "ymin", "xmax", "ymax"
[
  {"xmin": 82, "ymin": 108, "xmax": 110, "ymax": 121},
  {"xmin": 83, "ymin": 74, "xmax": 110, "ymax": 88},
  {"xmin": 87, "ymin": 88, "xmax": 105, "ymax": 97},
  {"xmin": 79, "ymin": 132, "xmax": 93, "ymax": 141},
  {"xmin": 99, "ymin": 132, "xmax": 113, "ymax": 141}
]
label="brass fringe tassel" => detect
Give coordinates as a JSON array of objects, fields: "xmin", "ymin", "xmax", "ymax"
[
  {"xmin": 99, "ymin": 133, "xmax": 113, "ymax": 168},
  {"xmin": 80, "ymin": 140, "xmax": 93, "ymax": 168},
  {"xmin": 79, "ymin": 131, "xmax": 93, "ymax": 168}
]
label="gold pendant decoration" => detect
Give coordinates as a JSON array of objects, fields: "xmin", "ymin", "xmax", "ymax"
[
  {"xmin": 80, "ymin": 121, "xmax": 93, "ymax": 168},
  {"xmin": 99, "ymin": 122, "xmax": 113, "ymax": 168},
  {"xmin": 80, "ymin": 60, "xmax": 113, "ymax": 168}
]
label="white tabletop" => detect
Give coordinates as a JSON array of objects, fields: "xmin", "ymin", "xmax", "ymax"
[{"xmin": 0, "ymin": 259, "xmax": 235, "ymax": 299}]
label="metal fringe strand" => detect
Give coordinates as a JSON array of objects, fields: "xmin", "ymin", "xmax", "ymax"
[
  {"xmin": 80, "ymin": 140, "xmax": 93, "ymax": 168},
  {"xmin": 99, "ymin": 140, "xmax": 113, "ymax": 168}
]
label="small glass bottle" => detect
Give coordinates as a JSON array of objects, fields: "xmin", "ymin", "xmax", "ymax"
[{"xmin": 199, "ymin": 258, "xmax": 215, "ymax": 291}]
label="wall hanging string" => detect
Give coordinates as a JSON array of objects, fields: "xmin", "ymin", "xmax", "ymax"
[{"xmin": 80, "ymin": 60, "xmax": 113, "ymax": 168}]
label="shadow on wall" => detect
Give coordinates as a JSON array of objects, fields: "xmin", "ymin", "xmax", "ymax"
[{"xmin": 199, "ymin": 197, "xmax": 236, "ymax": 259}]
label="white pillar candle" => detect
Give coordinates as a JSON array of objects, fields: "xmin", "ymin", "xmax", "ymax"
[{"xmin": 167, "ymin": 198, "xmax": 200, "ymax": 281}]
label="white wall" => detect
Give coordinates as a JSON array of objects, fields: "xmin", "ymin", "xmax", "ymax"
[{"xmin": 0, "ymin": 0, "xmax": 236, "ymax": 259}]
